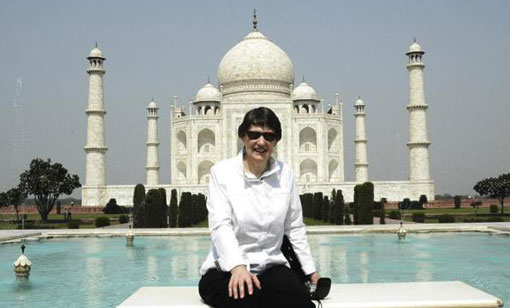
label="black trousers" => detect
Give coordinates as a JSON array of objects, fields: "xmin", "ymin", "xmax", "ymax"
[{"xmin": 199, "ymin": 265, "xmax": 315, "ymax": 308}]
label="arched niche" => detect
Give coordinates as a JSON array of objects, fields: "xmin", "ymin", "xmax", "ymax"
[
  {"xmin": 198, "ymin": 128, "xmax": 215, "ymax": 153},
  {"xmin": 177, "ymin": 161, "xmax": 187, "ymax": 180},
  {"xmin": 177, "ymin": 131, "xmax": 187, "ymax": 152},
  {"xmin": 300, "ymin": 159, "xmax": 317, "ymax": 182},
  {"xmin": 328, "ymin": 128, "xmax": 338, "ymax": 151},
  {"xmin": 198, "ymin": 160, "xmax": 214, "ymax": 184},
  {"xmin": 299, "ymin": 127, "xmax": 317, "ymax": 152},
  {"xmin": 328, "ymin": 159, "xmax": 338, "ymax": 181}
]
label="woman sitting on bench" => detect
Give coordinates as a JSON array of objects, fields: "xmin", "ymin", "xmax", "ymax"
[{"xmin": 199, "ymin": 107, "xmax": 320, "ymax": 308}]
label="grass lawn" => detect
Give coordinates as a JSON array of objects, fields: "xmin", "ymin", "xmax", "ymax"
[{"xmin": 404, "ymin": 206, "xmax": 509, "ymax": 215}]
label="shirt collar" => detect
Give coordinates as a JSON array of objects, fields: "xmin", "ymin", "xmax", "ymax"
[{"xmin": 237, "ymin": 147, "xmax": 281, "ymax": 181}]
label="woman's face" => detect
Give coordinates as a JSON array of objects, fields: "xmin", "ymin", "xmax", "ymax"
[{"xmin": 242, "ymin": 125, "xmax": 277, "ymax": 164}]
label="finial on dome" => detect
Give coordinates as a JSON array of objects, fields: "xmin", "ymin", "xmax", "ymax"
[
  {"xmin": 207, "ymin": 76, "xmax": 210, "ymax": 84},
  {"xmin": 302, "ymin": 75, "xmax": 305, "ymax": 83},
  {"xmin": 253, "ymin": 9, "xmax": 258, "ymax": 31},
  {"xmin": 414, "ymin": 37, "xmax": 417, "ymax": 43},
  {"xmin": 95, "ymin": 42, "xmax": 98, "ymax": 48}
]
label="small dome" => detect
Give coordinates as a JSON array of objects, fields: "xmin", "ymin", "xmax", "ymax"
[
  {"xmin": 195, "ymin": 83, "xmax": 221, "ymax": 102},
  {"xmin": 13, "ymin": 254, "xmax": 32, "ymax": 267},
  {"xmin": 148, "ymin": 100, "xmax": 158, "ymax": 109},
  {"xmin": 292, "ymin": 82, "xmax": 318, "ymax": 101},
  {"xmin": 89, "ymin": 46, "xmax": 104, "ymax": 58},
  {"xmin": 217, "ymin": 30, "xmax": 294, "ymax": 86},
  {"xmin": 355, "ymin": 97, "xmax": 365, "ymax": 106},
  {"xmin": 408, "ymin": 42, "xmax": 423, "ymax": 53}
]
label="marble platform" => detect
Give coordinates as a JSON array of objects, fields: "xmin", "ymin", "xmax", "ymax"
[{"xmin": 116, "ymin": 281, "xmax": 504, "ymax": 308}]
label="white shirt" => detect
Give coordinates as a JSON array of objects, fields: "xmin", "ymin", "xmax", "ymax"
[{"xmin": 199, "ymin": 151, "xmax": 317, "ymax": 275}]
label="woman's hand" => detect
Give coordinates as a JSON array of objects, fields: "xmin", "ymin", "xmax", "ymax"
[
  {"xmin": 309, "ymin": 271, "xmax": 320, "ymax": 285},
  {"xmin": 229, "ymin": 265, "xmax": 261, "ymax": 299}
]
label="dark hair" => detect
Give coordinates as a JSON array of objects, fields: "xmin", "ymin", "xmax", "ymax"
[{"xmin": 238, "ymin": 107, "xmax": 282, "ymax": 141}]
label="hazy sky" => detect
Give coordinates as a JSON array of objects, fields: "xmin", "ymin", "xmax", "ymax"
[{"xmin": 0, "ymin": 0, "xmax": 508, "ymax": 198}]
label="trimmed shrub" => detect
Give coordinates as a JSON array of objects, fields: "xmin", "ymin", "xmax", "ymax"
[
  {"xmin": 388, "ymin": 210, "xmax": 401, "ymax": 220},
  {"xmin": 95, "ymin": 217, "xmax": 110, "ymax": 228},
  {"xmin": 119, "ymin": 214, "xmax": 129, "ymax": 224},
  {"xmin": 191, "ymin": 194, "xmax": 200, "ymax": 225},
  {"xmin": 303, "ymin": 193, "xmax": 313, "ymax": 218},
  {"xmin": 144, "ymin": 189, "xmax": 161, "ymax": 227},
  {"xmin": 379, "ymin": 198, "xmax": 387, "ymax": 224},
  {"xmin": 67, "ymin": 220, "xmax": 80, "ymax": 229},
  {"xmin": 104, "ymin": 198, "xmax": 124, "ymax": 214},
  {"xmin": 159, "ymin": 188, "xmax": 168, "ymax": 228},
  {"xmin": 419, "ymin": 195, "xmax": 428, "ymax": 207},
  {"xmin": 344, "ymin": 204, "xmax": 351, "ymax": 225},
  {"xmin": 197, "ymin": 193, "xmax": 208, "ymax": 223},
  {"xmin": 463, "ymin": 218, "xmax": 484, "ymax": 223},
  {"xmin": 490, "ymin": 204, "xmax": 499, "ymax": 214},
  {"xmin": 412, "ymin": 212, "xmax": 425, "ymax": 223},
  {"xmin": 322, "ymin": 196, "xmax": 330, "ymax": 222},
  {"xmin": 331, "ymin": 189, "xmax": 344, "ymax": 225},
  {"xmin": 354, "ymin": 182, "xmax": 374, "ymax": 225},
  {"xmin": 399, "ymin": 198, "xmax": 411, "ymax": 210},
  {"xmin": 410, "ymin": 201, "xmax": 423, "ymax": 210},
  {"xmin": 313, "ymin": 192, "xmax": 323, "ymax": 221},
  {"xmin": 133, "ymin": 184, "xmax": 146, "ymax": 228},
  {"xmin": 169, "ymin": 189, "xmax": 178, "ymax": 228},
  {"xmin": 454, "ymin": 196, "xmax": 461, "ymax": 209},
  {"xmin": 178, "ymin": 192, "xmax": 192, "ymax": 227},
  {"xmin": 438, "ymin": 214, "xmax": 455, "ymax": 223}
]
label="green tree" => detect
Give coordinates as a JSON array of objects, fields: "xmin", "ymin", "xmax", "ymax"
[
  {"xmin": 145, "ymin": 189, "xmax": 161, "ymax": 227},
  {"xmin": 18, "ymin": 158, "xmax": 80, "ymax": 223},
  {"xmin": 454, "ymin": 195, "xmax": 462, "ymax": 209},
  {"xmin": 169, "ymin": 189, "xmax": 178, "ymax": 227},
  {"xmin": 354, "ymin": 182, "xmax": 374, "ymax": 225},
  {"xmin": 331, "ymin": 189, "xmax": 344, "ymax": 225},
  {"xmin": 133, "ymin": 184, "xmax": 146, "ymax": 228},
  {"xmin": 313, "ymin": 192, "xmax": 323, "ymax": 220},
  {"xmin": 198, "ymin": 193, "xmax": 207, "ymax": 222},
  {"xmin": 322, "ymin": 196, "xmax": 330, "ymax": 222},
  {"xmin": 474, "ymin": 173, "xmax": 510, "ymax": 214},
  {"xmin": 379, "ymin": 198, "xmax": 386, "ymax": 224},
  {"xmin": 178, "ymin": 192, "xmax": 192, "ymax": 227},
  {"xmin": 158, "ymin": 188, "xmax": 168, "ymax": 228},
  {"xmin": 470, "ymin": 201, "xmax": 482, "ymax": 216},
  {"xmin": 0, "ymin": 187, "xmax": 27, "ymax": 222},
  {"xmin": 344, "ymin": 203, "xmax": 352, "ymax": 225}
]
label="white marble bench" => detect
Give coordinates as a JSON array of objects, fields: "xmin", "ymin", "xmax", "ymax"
[{"xmin": 117, "ymin": 281, "xmax": 504, "ymax": 308}]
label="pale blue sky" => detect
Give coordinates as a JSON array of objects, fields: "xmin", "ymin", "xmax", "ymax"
[{"xmin": 0, "ymin": 0, "xmax": 508, "ymax": 197}]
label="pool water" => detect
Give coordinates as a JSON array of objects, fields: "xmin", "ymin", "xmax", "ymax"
[{"xmin": 0, "ymin": 233, "xmax": 508, "ymax": 307}]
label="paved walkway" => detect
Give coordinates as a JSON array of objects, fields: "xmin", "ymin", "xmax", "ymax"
[{"xmin": 1, "ymin": 222, "xmax": 509, "ymax": 243}]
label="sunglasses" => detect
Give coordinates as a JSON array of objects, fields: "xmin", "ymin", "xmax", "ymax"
[{"xmin": 246, "ymin": 131, "xmax": 277, "ymax": 141}]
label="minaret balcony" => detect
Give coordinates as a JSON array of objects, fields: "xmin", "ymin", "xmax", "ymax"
[
  {"xmin": 85, "ymin": 109, "xmax": 106, "ymax": 115},
  {"xmin": 84, "ymin": 146, "xmax": 108, "ymax": 153},
  {"xmin": 146, "ymin": 142, "xmax": 160, "ymax": 146},
  {"xmin": 406, "ymin": 104, "xmax": 428, "ymax": 110},
  {"xmin": 87, "ymin": 68, "xmax": 105, "ymax": 74},
  {"xmin": 407, "ymin": 141, "xmax": 431, "ymax": 147},
  {"xmin": 406, "ymin": 63, "xmax": 425, "ymax": 69}
]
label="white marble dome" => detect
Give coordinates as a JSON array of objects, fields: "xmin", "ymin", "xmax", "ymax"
[
  {"xmin": 195, "ymin": 83, "xmax": 221, "ymax": 102},
  {"xmin": 217, "ymin": 31, "xmax": 294, "ymax": 86},
  {"xmin": 409, "ymin": 42, "xmax": 423, "ymax": 53},
  {"xmin": 89, "ymin": 46, "xmax": 104, "ymax": 58},
  {"xmin": 148, "ymin": 100, "xmax": 158, "ymax": 109},
  {"xmin": 292, "ymin": 82, "xmax": 318, "ymax": 101},
  {"xmin": 355, "ymin": 97, "xmax": 365, "ymax": 106}
]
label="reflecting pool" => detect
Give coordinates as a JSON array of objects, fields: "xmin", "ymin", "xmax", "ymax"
[{"xmin": 0, "ymin": 233, "xmax": 508, "ymax": 307}]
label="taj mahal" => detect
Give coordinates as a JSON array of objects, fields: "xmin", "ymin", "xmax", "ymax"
[{"xmin": 82, "ymin": 16, "xmax": 434, "ymax": 206}]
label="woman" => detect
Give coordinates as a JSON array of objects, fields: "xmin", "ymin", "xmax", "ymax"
[{"xmin": 199, "ymin": 107, "xmax": 319, "ymax": 308}]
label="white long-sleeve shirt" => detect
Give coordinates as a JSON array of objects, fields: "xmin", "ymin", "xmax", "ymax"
[{"xmin": 199, "ymin": 152, "xmax": 317, "ymax": 276}]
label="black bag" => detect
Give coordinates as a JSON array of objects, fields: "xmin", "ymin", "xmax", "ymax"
[{"xmin": 281, "ymin": 235, "xmax": 331, "ymax": 300}]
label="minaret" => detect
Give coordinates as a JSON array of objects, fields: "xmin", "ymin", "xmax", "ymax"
[
  {"xmin": 146, "ymin": 99, "xmax": 160, "ymax": 186},
  {"xmin": 84, "ymin": 44, "xmax": 107, "ymax": 187},
  {"xmin": 406, "ymin": 40, "xmax": 430, "ymax": 181},
  {"xmin": 354, "ymin": 96, "xmax": 368, "ymax": 182}
]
